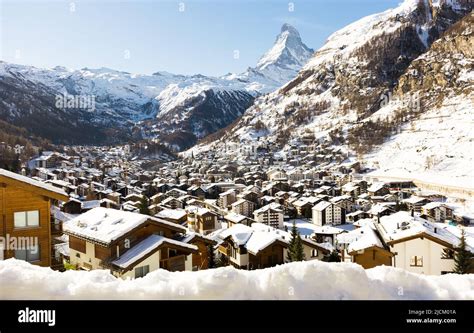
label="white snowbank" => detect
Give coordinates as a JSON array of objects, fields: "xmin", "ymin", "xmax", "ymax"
[{"xmin": 1, "ymin": 259, "xmax": 473, "ymax": 300}]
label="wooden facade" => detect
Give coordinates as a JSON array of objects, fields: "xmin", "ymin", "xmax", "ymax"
[
  {"xmin": 348, "ymin": 246, "xmax": 393, "ymax": 269},
  {"xmin": 66, "ymin": 215, "xmax": 206, "ymax": 275},
  {"xmin": 0, "ymin": 170, "xmax": 68, "ymax": 267}
]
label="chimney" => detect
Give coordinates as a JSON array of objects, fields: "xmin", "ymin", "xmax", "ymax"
[
  {"xmin": 397, "ymin": 223, "xmax": 400, "ymax": 229},
  {"xmin": 434, "ymin": 227, "xmax": 437, "ymax": 234}
]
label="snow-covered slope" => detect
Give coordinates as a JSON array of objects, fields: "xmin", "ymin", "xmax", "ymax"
[
  {"xmin": 0, "ymin": 24, "xmax": 313, "ymax": 147},
  {"xmin": 202, "ymin": 0, "xmax": 473, "ymax": 188},
  {"xmin": 1, "ymin": 259, "xmax": 473, "ymax": 300},
  {"xmin": 364, "ymin": 11, "xmax": 474, "ymax": 188}
]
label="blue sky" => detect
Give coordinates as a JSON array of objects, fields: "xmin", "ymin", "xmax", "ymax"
[{"xmin": 0, "ymin": 0, "xmax": 401, "ymax": 76}]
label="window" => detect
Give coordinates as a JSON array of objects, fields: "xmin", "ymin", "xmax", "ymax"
[
  {"xmin": 14, "ymin": 211, "xmax": 39, "ymax": 228},
  {"xmin": 410, "ymin": 256, "xmax": 423, "ymax": 267},
  {"xmin": 134, "ymin": 265, "xmax": 150, "ymax": 278},
  {"xmin": 76, "ymin": 253, "xmax": 81, "ymax": 258},
  {"xmin": 15, "ymin": 246, "xmax": 40, "ymax": 262},
  {"xmin": 311, "ymin": 249, "xmax": 318, "ymax": 258}
]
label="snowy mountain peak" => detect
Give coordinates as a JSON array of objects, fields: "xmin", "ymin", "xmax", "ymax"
[
  {"xmin": 280, "ymin": 23, "xmax": 300, "ymax": 35},
  {"xmin": 256, "ymin": 24, "xmax": 313, "ymax": 71}
]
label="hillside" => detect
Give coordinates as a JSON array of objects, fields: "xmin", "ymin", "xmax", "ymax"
[{"xmin": 199, "ymin": 0, "xmax": 473, "ymax": 188}]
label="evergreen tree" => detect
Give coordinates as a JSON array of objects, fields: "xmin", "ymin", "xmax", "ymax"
[
  {"xmin": 453, "ymin": 229, "xmax": 473, "ymax": 274},
  {"xmin": 324, "ymin": 250, "xmax": 341, "ymax": 262},
  {"xmin": 286, "ymin": 221, "xmax": 298, "ymax": 262},
  {"xmin": 208, "ymin": 244, "xmax": 216, "ymax": 269},
  {"xmin": 138, "ymin": 195, "xmax": 150, "ymax": 215},
  {"xmin": 293, "ymin": 234, "xmax": 305, "ymax": 261},
  {"xmin": 216, "ymin": 253, "xmax": 229, "ymax": 268},
  {"xmin": 287, "ymin": 221, "xmax": 305, "ymax": 262}
]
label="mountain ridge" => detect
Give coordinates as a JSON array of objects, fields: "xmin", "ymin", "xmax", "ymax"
[{"xmin": 0, "ymin": 23, "xmax": 313, "ymax": 149}]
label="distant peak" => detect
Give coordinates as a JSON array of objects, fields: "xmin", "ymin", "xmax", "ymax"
[
  {"xmin": 281, "ymin": 23, "xmax": 299, "ymax": 36},
  {"xmin": 255, "ymin": 24, "xmax": 313, "ymax": 71}
]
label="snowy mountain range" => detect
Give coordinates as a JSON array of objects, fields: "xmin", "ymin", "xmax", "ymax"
[
  {"xmin": 200, "ymin": 0, "xmax": 473, "ymax": 188},
  {"xmin": 0, "ymin": 24, "xmax": 313, "ymax": 148}
]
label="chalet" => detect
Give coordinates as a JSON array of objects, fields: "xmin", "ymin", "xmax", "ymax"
[
  {"xmin": 218, "ymin": 223, "xmax": 329, "ymax": 270},
  {"xmin": 161, "ymin": 196, "xmax": 184, "ymax": 209},
  {"xmin": 341, "ymin": 183, "xmax": 360, "ymax": 198},
  {"xmin": 62, "ymin": 198, "xmax": 82, "ymax": 214},
  {"xmin": 337, "ymin": 223, "xmax": 393, "ymax": 269},
  {"xmin": 330, "ymin": 195, "xmax": 355, "ymax": 213},
  {"xmin": 312, "ymin": 225, "xmax": 345, "ymax": 246},
  {"xmin": 346, "ymin": 210, "xmax": 369, "ymax": 222},
  {"xmin": 165, "ymin": 188, "xmax": 187, "ymax": 199},
  {"xmin": 187, "ymin": 207, "xmax": 219, "ymax": 235},
  {"xmin": 149, "ymin": 193, "xmax": 164, "ymax": 205},
  {"xmin": 64, "ymin": 207, "xmax": 199, "ymax": 276},
  {"xmin": 367, "ymin": 203, "xmax": 395, "ymax": 218},
  {"xmin": 367, "ymin": 183, "xmax": 390, "ymax": 197},
  {"xmin": 292, "ymin": 197, "xmax": 319, "ymax": 218},
  {"xmin": 0, "ymin": 168, "xmax": 69, "ymax": 268},
  {"xmin": 217, "ymin": 189, "xmax": 236, "ymax": 209},
  {"xmin": 187, "ymin": 185, "xmax": 206, "ymax": 199},
  {"xmin": 421, "ymin": 202, "xmax": 453, "ymax": 223},
  {"xmin": 312, "ymin": 201, "xmax": 346, "ymax": 226},
  {"xmin": 239, "ymin": 190, "xmax": 261, "ymax": 204},
  {"xmin": 403, "ymin": 196, "xmax": 431, "ymax": 213},
  {"xmin": 231, "ymin": 198, "xmax": 256, "ymax": 217},
  {"xmin": 376, "ymin": 211, "xmax": 474, "ymax": 275},
  {"xmin": 174, "ymin": 233, "xmax": 215, "ymax": 270},
  {"xmin": 106, "ymin": 192, "xmax": 122, "ymax": 205},
  {"xmin": 253, "ymin": 203, "xmax": 284, "ymax": 229}
]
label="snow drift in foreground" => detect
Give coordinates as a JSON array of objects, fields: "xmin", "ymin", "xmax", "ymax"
[{"xmin": 1, "ymin": 259, "xmax": 473, "ymax": 300}]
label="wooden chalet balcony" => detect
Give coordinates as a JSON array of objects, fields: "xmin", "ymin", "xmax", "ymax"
[{"xmin": 160, "ymin": 254, "xmax": 186, "ymax": 272}]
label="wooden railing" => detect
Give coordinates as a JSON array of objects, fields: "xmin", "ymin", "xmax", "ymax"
[{"xmin": 160, "ymin": 255, "xmax": 186, "ymax": 272}]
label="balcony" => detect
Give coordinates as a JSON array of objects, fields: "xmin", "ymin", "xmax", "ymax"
[{"xmin": 160, "ymin": 254, "xmax": 186, "ymax": 272}]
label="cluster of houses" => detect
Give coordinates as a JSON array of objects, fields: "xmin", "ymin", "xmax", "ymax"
[{"xmin": 0, "ymin": 144, "xmax": 472, "ymax": 279}]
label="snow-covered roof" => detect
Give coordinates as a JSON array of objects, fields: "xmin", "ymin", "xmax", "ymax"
[
  {"xmin": 312, "ymin": 225, "xmax": 345, "ymax": 235},
  {"xmin": 422, "ymin": 202, "xmax": 448, "ymax": 210},
  {"xmin": 231, "ymin": 198, "xmax": 249, "ymax": 207},
  {"xmin": 336, "ymin": 222, "xmax": 385, "ymax": 253},
  {"xmin": 219, "ymin": 224, "xmax": 253, "ymax": 245},
  {"xmin": 225, "ymin": 212, "xmax": 247, "ymax": 223},
  {"xmin": 155, "ymin": 208, "xmax": 187, "ymax": 220},
  {"xmin": 0, "ymin": 168, "xmax": 68, "ymax": 198},
  {"xmin": 312, "ymin": 200, "xmax": 331, "ymax": 211},
  {"xmin": 378, "ymin": 211, "xmax": 472, "ymax": 251},
  {"xmin": 367, "ymin": 203, "xmax": 392, "ymax": 215},
  {"xmin": 368, "ymin": 182, "xmax": 386, "ymax": 193},
  {"xmin": 353, "ymin": 218, "xmax": 376, "ymax": 228},
  {"xmin": 253, "ymin": 202, "xmax": 283, "ymax": 215},
  {"xmin": 64, "ymin": 207, "xmax": 151, "ymax": 245},
  {"xmin": 112, "ymin": 234, "xmax": 197, "ymax": 269},
  {"xmin": 403, "ymin": 196, "xmax": 427, "ymax": 204},
  {"xmin": 82, "ymin": 200, "xmax": 101, "ymax": 210},
  {"xmin": 245, "ymin": 226, "xmax": 289, "ymax": 254}
]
